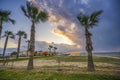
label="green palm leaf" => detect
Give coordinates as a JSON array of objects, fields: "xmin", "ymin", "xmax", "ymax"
[
  {"xmin": 16, "ymin": 31, "xmax": 27, "ymax": 39},
  {"xmin": 21, "ymin": 2, "xmax": 48, "ymax": 23}
]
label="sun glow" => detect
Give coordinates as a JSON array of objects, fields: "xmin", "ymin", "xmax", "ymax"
[
  {"xmin": 52, "ymin": 29, "xmax": 75, "ymax": 45},
  {"xmin": 76, "ymin": 45, "xmax": 81, "ymax": 49}
]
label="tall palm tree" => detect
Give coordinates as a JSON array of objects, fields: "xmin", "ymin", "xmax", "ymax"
[
  {"xmin": 26, "ymin": 40, "xmax": 30, "ymax": 56},
  {"xmin": 77, "ymin": 10, "xmax": 103, "ymax": 71},
  {"xmin": 2, "ymin": 31, "xmax": 14, "ymax": 57},
  {"xmin": 16, "ymin": 31, "xmax": 27, "ymax": 59},
  {"xmin": 0, "ymin": 9, "xmax": 15, "ymax": 39},
  {"xmin": 21, "ymin": 2, "xmax": 48, "ymax": 70}
]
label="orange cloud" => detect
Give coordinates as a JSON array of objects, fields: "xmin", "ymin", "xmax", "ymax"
[
  {"xmin": 52, "ymin": 26, "xmax": 82, "ymax": 49},
  {"xmin": 28, "ymin": 0, "xmax": 84, "ymax": 50},
  {"xmin": 52, "ymin": 29, "xmax": 74, "ymax": 45}
]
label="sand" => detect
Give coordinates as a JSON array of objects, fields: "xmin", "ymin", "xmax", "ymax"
[{"xmin": 1, "ymin": 59, "xmax": 114, "ymax": 69}]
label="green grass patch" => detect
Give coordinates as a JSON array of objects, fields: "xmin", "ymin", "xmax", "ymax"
[
  {"xmin": 0, "ymin": 70, "xmax": 120, "ymax": 80},
  {"xmin": 0, "ymin": 56, "xmax": 120, "ymax": 65},
  {"xmin": 93, "ymin": 57, "xmax": 120, "ymax": 65}
]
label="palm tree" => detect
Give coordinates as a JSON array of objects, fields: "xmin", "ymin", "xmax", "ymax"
[
  {"xmin": 48, "ymin": 45, "xmax": 53, "ymax": 53},
  {"xmin": 16, "ymin": 31, "xmax": 27, "ymax": 59},
  {"xmin": 21, "ymin": 2, "xmax": 48, "ymax": 70},
  {"xmin": 53, "ymin": 47, "xmax": 57, "ymax": 55},
  {"xmin": 0, "ymin": 9, "xmax": 15, "ymax": 39},
  {"xmin": 26, "ymin": 40, "xmax": 30, "ymax": 56},
  {"xmin": 77, "ymin": 10, "xmax": 103, "ymax": 71},
  {"xmin": 2, "ymin": 31, "xmax": 14, "ymax": 57}
]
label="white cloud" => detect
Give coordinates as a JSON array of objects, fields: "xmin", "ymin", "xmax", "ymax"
[
  {"xmin": 27, "ymin": 0, "xmax": 44, "ymax": 11},
  {"xmin": 81, "ymin": 0, "xmax": 89, "ymax": 5},
  {"xmin": 35, "ymin": 41, "xmax": 82, "ymax": 52},
  {"xmin": 26, "ymin": 0, "xmax": 85, "ymax": 50}
]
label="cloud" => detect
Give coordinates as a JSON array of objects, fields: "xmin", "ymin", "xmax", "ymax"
[
  {"xmin": 27, "ymin": 0, "xmax": 85, "ymax": 49},
  {"xmin": 81, "ymin": 0, "xmax": 89, "ymax": 5},
  {"xmin": 27, "ymin": 0, "xmax": 44, "ymax": 11},
  {"xmin": 26, "ymin": 0, "xmax": 120, "ymax": 52},
  {"xmin": 0, "ymin": 41, "xmax": 81, "ymax": 54},
  {"xmin": 35, "ymin": 41, "xmax": 81, "ymax": 52},
  {"xmin": 0, "ymin": 38, "xmax": 18, "ymax": 48},
  {"xmin": 52, "ymin": 25, "xmax": 82, "ymax": 47}
]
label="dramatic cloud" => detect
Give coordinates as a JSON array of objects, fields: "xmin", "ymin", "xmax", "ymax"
[
  {"xmin": 35, "ymin": 41, "xmax": 81, "ymax": 52},
  {"xmin": 27, "ymin": 0, "xmax": 120, "ymax": 52},
  {"xmin": 27, "ymin": 0, "xmax": 86, "ymax": 49},
  {"xmin": 0, "ymin": 41, "xmax": 81, "ymax": 54},
  {"xmin": 52, "ymin": 25, "xmax": 82, "ymax": 47}
]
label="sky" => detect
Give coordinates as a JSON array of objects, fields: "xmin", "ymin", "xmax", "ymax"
[{"xmin": 0, "ymin": 0, "xmax": 120, "ymax": 54}]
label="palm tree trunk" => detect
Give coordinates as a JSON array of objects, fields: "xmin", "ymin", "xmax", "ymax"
[
  {"xmin": 54, "ymin": 49, "xmax": 56, "ymax": 55},
  {"xmin": 0, "ymin": 21, "xmax": 2, "ymax": 39},
  {"xmin": 49, "ymin": 49, "xmax": 51, "ymax": 56},
  {"xmin": 27, "ymin": 21, "xmax": 35, "ymax": 70},
  {"xmin": 85, "ymin": 27, "xmax": 95, "ymax": 71},
  {"xmin": 17, "ymin": 36, "xmax": 21, "ymax": 59},
  {"xmin": 50, "ymin": 49, "xmax": 51, "ymax": 53},
  {"xmin": 54, "ymin": 50, "xmax": 55, "ymax": 55},
  {"xmin": 27, "ymin": 42, "xmax": 30, "ymax": 56},
  {"xmin": 2, "ymin": 36, "xmax": 9, "ymax": 57}
]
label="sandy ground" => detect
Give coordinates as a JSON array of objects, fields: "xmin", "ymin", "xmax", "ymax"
[{"xmin": 0, "ymin": 59, "xmax": 115, "ymax": 69}]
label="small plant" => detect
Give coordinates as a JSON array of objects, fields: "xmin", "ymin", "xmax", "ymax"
[{"xmin": 10, "ymin": 51, "xmax": 17, "ymax": 57}]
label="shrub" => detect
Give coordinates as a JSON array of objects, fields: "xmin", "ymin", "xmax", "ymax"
[{"xmin": 10, "ymin": 51, "xmax": 17, "ymax": 57}]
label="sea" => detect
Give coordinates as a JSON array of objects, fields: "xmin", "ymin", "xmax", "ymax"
[{"xmin": 81, "ymin": 52, "xmax": 120, "ymax": 57}]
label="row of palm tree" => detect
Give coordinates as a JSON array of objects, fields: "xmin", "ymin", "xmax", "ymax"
[
  {"xmin": 0, "ymin": 2, "xmax": 48, "ymax": 70},
  {"xmin": 1, "ymin": 30, "xmax": 27, "ymax": 59},
  {"xmin": 0, "ymin": 1, "xmax": 102, "ymax": 71}
]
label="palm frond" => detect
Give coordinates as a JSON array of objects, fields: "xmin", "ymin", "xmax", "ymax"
[
  {"xmin": 8, "ymin": 18, "xmax": 15, "ymax": 24},
  {"xmin": 16, "ymin": 30, "xmax": 27, "ymax": 39},
  {"xmin": 23, "ymin": 33, "xmax": 27, "ymax": 39},
  {"xmin": 77, "ymin": 10, "xmax": 103, "ymax": 28},
  {"xmin": 37, "ymin": 11, "xmax": 48, "ymax": 22},
  {"xmin": 10, "ymin": 35, "xmax": 15, "ymax": 39},
  {"xmin": 26, "ymin": 2, "xmax": 32, "ymax": 18},
  {"xmin": 2, "ymin": 31, "xmax": 14, "ymax": 39},
  {"xmin": 21, "ymin": 1, "xmax": 48, "ymax": 24},
  {"xmin": 0, "ymin": 9, "xmax": 15, "ymax": 24},
  {"xmin": 21, "ymin": 6, "xmax": 29, "ymax": 18},
  {"xmin": 1, "ymin": 10, "xmax": 11, "ymax": 16},
  {"xmin": 54, "ymin": 47, "xmax": 57, "ymax": 50},
  {"xmin": 49, "ymin": 45, "xmax": 53, "ymax": 48},
  {"xmin": 31, "ymin": 7, "xmax": 38, "ymax": 22},
  {"xmin": 91, "ymin": 10, "xmax": 103, "ymax": 18},
  {"xmin": 89, "ymin": 10, "xmax": 103, "ymax": 27},
  {"xmin": 32, "ymin": 7, "xmax": 38, "ymax": 16},
  {"xmin": 77, "ymin": 14, "xmax": 89, "ymax": 26},
  {"xmin": 26, "ymin": 40, "xmax": 30, "ymax": 43},
  {"xmin": 8, "ymin": 31, "xmax": 14, "ymax": 35}
]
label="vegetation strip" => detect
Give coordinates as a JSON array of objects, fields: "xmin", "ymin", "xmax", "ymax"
[{"xmin": 0, "ymin": 70, "xmax": 120, "ymax": 80}]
